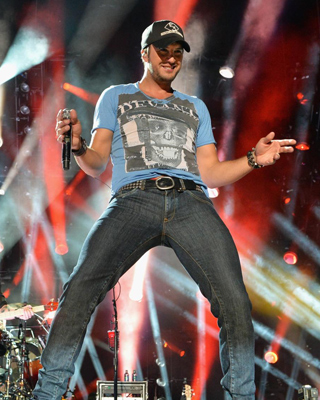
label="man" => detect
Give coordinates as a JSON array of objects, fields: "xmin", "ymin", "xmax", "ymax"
[{"xmin": 33, "ymin": 20, "xmax": 296, "ymax": 400}]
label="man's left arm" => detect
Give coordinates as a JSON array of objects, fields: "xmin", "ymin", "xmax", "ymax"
[
  {"xmin": 197, "ymin": 132, "xmax": 296, "ymax": 188},
  {"xmin": 0, "ymin": 304, "xmax": 34, "ymax": 320}
]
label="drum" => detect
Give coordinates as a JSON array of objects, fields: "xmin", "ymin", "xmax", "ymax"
[
  {"xmin": 24, "ymin": 338, "xmax": 43, "ymax": 389},
  {"xmin": 25, "ymin": 356, "xmax": 42, "ymax": 389}
]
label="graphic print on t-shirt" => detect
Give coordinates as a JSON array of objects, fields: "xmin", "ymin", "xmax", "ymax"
[{"xmin": 117, "ymin": 92, "xmax": 200, "ymax": 174}]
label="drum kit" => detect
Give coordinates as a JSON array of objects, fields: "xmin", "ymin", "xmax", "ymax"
[{"xmin": 0, "ymin": 302, "xmax": 56, "ymax": 400}]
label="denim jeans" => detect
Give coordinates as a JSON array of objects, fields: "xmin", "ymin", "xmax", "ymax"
[{"xmin": 33, "ymin": 187, "xmax": 255, "ymax": 400}]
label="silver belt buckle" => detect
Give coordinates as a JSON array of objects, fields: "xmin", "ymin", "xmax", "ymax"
[{"xmin": 155, "ymin": 176, "xmax": 175, "ymax": 190}]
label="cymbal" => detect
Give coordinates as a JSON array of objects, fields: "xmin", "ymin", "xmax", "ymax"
[{"xmin": 26, "ymin": 337, "xmax": 39, "ymax": 345}]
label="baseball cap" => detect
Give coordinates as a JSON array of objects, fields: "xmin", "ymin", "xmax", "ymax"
[{"xmin": 141, "ymin": 20, "xmax": 190, "ymax": 52}]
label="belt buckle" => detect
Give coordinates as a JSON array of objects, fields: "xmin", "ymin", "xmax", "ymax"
[{"xmin": 155, "ymin": 176, "xmax": 175, "ymax": 190}]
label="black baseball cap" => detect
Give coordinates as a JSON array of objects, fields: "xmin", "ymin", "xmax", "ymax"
[{"xmin": 141, "ymin": 20, "xmax": 190, "ymax": 52}]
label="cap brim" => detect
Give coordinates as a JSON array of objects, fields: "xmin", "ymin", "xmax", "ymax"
[{"xmin": 151, "ymin": 37, "xmax": 190, "ymax": 52}]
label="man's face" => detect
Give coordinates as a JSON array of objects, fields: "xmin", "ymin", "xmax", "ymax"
[{"xmin": 146, "ymin": 43, "xmax": 184, "ymax": 83}]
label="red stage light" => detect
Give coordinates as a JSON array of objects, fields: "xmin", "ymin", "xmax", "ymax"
[
  {"xmin": 55, "ymin": 243, "xmax": 69, "ymax": 255},
  {"xmin": 283, "ymin": 197, "xmax": 291, "ymax": 204},
  {"xmin": 264, "ymin": 351, "xmax": 278, "ymax": 364},
  {"xmin": 295, "ymin": 142, "xmax": 310, "ymax": 151},
  {"xmin": 296, "ymin": 93, "xmax": 309, "ymax": 104},
  {"xmin": 283, "ymin": 251, "xmax": 298, "ymax": 265},
  {"xmin": 63, "ymin": 82, "xmax": 99, "ymax": 105}
]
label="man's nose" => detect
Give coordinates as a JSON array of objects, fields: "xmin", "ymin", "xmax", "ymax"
[{"xmin": 167, "ymin": 53, "xmax": 176, "ymax": 61}]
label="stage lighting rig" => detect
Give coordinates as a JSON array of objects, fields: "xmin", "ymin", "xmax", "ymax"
[
  {"xmin": 15, "ymin": 72, "xmax": 32, "ymax": 136},
  {"xmin": 14, "ymin": 64, "xmax": 44, "ymax": 137}
]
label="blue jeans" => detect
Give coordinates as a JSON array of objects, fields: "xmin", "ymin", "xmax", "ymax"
[{"xmin": 33, "ymin": 187, "xmax": 255, "ymax": 399}]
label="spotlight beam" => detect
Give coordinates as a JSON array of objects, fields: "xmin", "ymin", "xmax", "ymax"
[
  {"xmin": 195, "ymin": 293, "xmax": 207, "ymax": 400},
  {"xmin": 146, "ymin": 277, "xmax": 172, "ymax": 400},
  {"xmin": 155, "ymin": 292, "xmax": 320, "ymax": 377},
  {"xmin": 0, "ymin": 119, "xmax": 40, "ymax": 194},
  {"xmin": 255, "ymin": 356, "xmax": 301, "ymax": 389},
  {"xmin": 253, "ymin": 321, "xmax": 320, "ymax": 370},
  {"xmin": 0, "ymin": 85, "xmax": 4, "ymax": 147},
  {"xmin": 68, "ymin": 0, "xmax": 139, "ymax": 72},
  {"xmin": 273, "ymin": 213, "xmax": 320, "ymax": 265},
  {"xmin": 243, "ymin": 255, "xmax": 320, "ymax": 339},
  {"xmin": 0, "ymin": 27, "xmax": 49, "ymax": 85}
]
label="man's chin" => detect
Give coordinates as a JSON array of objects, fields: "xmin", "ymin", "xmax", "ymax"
[
  {"xmin": 165, "ymin": 70, "xmax": 180, "ymax": 80},
  {"xmin": 156, "ymin": 69, "xmax": 180, "ymax": 83}
]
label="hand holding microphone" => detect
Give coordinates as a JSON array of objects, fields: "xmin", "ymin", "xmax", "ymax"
[
  {"xmin": 62, "ymin": 108, "xmax": 72, "ymax": 170},
  {"xmin": 55, "ymin": 108, "xmax": 82, "ymax": 170}
]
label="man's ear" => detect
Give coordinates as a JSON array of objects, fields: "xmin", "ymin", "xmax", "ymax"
[{"xmin": 141, "ymin": 48, "xmax": 149, "ymax": 62}]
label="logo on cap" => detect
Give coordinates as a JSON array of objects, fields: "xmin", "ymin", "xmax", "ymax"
[{"xmin": 161, "ymin": 22, "xmax": 183, "ymax": 38}]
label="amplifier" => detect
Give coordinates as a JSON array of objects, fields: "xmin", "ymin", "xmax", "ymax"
[{"xmin": 97, "ymin": 380, "xmax": 148, "ymax": 399}]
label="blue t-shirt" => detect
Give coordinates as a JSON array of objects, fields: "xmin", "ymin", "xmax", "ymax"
[{"xmin": 92, "ymin": 82, "xmax": 216, "ymax": 194}]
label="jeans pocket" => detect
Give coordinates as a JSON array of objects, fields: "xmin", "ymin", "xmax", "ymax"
[
  {"xmin": 185, "ymin": 189, "xmax": 213, "ymax": 206},
  {"xmin": 113, "ymin": 187, "xmax": 139, "ymax": 199}
]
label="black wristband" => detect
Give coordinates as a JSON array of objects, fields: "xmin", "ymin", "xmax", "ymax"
[
  {"xmin": 247, "ymin": 148, "xmax": 263, "ymax": 169},
  {"xmin": 72, "ymin": 137, "xmax": 87, "ymax": 157}
]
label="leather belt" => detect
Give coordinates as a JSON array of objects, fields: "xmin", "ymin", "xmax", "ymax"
[{"xmin": 118, "ymin": 176, "xmax": 203, "ymax": 192}]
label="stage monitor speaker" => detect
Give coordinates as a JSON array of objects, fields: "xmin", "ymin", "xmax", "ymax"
[{"xmin": 97, "ymin": 380, "xmax": 148, "ymax": 400}]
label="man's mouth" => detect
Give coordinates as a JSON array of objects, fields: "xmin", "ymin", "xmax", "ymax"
[{"xmin": 162, "ymin": 64, "xmax": 176, "ymax": 71}]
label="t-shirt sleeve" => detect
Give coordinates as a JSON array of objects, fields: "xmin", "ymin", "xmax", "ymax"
[
  {"xmin": 195, "ymin": 99, "xmax": 216, "ymax": 148},
  {"xmin": 91, "ymin": 86, "xmax": 118, "ymax": 134}
]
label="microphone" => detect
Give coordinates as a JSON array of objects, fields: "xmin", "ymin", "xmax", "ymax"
[{"xmin": 62, "ymin": 108, "xmax": 72, "ymax": 170}]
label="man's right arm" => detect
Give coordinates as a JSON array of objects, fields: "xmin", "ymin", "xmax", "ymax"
[{"xmin": 56, "ymin": 109, "xmax": 113, "ymax": 177}]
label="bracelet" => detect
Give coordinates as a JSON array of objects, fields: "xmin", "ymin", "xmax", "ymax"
[
  {"xmin": 247, "ymin": 148, "xmax": 263, "ymax": 169},
  {"xmin": 72, "ymin": 137, "xmax": 87, "ymax": 157}
]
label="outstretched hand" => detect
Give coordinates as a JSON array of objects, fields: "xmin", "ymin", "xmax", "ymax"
[{"xmin": 255, "ymin": 132, "xmax": 296, "ymax": 166}]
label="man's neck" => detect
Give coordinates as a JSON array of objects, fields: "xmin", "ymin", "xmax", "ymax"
[{"xmin": 139, "ymin": 74, "xmax": 174, "ymax": 100}]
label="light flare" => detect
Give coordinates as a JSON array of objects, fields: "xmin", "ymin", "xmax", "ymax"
[
  {"xmin": 283, "ymin": 251, "xmax": 298, "ymax": 265},
  {"xmin": 129, "ymin": 252, "xmax": 149, "ymax": 301},
  {"xmin": 264, "ymin": 351, "xmax": 279, "ymax": 364},
  {"xmin": 55, "ymin": 243, "xmax": 69, "ymax": 255},
  {"xmin": 0, "ymin": 27, "xmax": 49, "ymax": 85},
  {"xmin": 295, "ymin": 142, "xmax": 310, "ymax": 151}
]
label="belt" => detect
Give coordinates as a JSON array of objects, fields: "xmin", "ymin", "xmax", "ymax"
[{"xmin": 119, "ymin": 176, "xmax": 203, "ymax": 192}]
